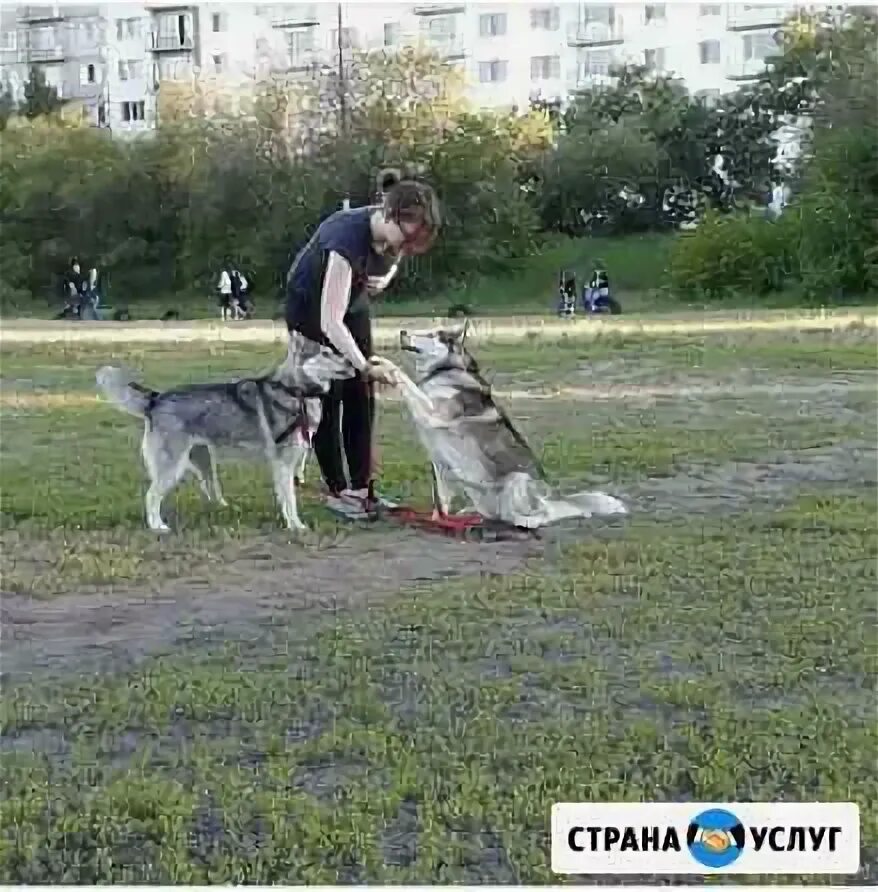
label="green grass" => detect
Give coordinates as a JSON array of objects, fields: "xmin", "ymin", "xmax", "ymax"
[{"xmin": 1, "ymin": 327, "xmax": 876, "ymax": 882}]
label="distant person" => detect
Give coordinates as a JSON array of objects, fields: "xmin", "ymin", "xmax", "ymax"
[
  {"xmin": 60, "ymin": 258, "xmax": 92, "ymax": 318},
  {"xmin": 64, "ymin": 258, "xmax": 85, "ymax": 302},
  {"xmin": 231, "ymin": 267, "xmax": 254, "ymax": 318},
  {"xmin": 768, "ymin": 181, "xmax": 790, "ymax": 220},
  {"xmin": 217, "ymin": 262, "xmax": 238, "ymax": 320}
]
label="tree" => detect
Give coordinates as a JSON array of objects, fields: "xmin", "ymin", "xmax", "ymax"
[
  {"xmin": 790, "ymin": 9, "xmax": 878, "ymax": 299},
  {"xmin": 20, "ymin": 66, "xmax": 66, "ymax": 120},
  {"xmin": 0, "ymin": 86, "xmax": 16, "ymax": 131},
  {"xmin": 539, "ymin": 118, "xmax": 662, "ymax": 235}
]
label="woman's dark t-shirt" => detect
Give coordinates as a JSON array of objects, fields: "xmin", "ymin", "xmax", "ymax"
[{"xmin": 285, "ymin": 206, "xmax": 387, "ymax": 341}]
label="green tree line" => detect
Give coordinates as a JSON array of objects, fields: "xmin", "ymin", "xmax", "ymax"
[{"xmin": 0, "ymin": 7, "xmax": 875, "ymax": 310}]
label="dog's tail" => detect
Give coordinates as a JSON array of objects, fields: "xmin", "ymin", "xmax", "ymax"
[
  {"xmin": 96, "ymin": 366, "xmax": 157, "ymax": 417},
  {"xmin": 563, "ymin": 490, "xmax": 628, "ymax": 516}
]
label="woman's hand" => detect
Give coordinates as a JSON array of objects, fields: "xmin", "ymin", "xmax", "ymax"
[{"xmin": 365, "ymin": 355, "xmax": 400, "ymax": 387}]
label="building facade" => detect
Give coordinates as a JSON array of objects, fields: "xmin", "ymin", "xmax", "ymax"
[{"xmin": 0, "ymin": 2, "xmax": 805, "ymax": 135}]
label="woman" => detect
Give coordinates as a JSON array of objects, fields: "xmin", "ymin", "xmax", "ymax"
[{"xmin": 285, "ymin": 178, "xmax": 441, "ymax": 520}]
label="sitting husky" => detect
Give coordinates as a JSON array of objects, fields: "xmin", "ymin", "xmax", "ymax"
[
  {"xmin": 389, "ymin": 322, "xmax": 627, "ymax": 530},
  {"xmin": 96, "ymin": 332, "xmax": 354, "ymax": 532}
]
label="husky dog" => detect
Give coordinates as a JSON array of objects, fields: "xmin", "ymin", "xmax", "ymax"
[
  {"xmin": 389, "ymin": 322, "xmax": 627, "ymax": 529},
  {"xmin": 96, "ymin": 332, "xmax": 354, "ymax": 532}
]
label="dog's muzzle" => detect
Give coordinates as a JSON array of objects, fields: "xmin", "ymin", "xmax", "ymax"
[{"xmin": 399, "ymin": 330, "xmax": 419, "ymax": 352}]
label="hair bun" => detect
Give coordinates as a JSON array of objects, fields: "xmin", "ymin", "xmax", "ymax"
[{"xmin": 377, "ymin": 167, "xmax": 401, "ymax": 193}]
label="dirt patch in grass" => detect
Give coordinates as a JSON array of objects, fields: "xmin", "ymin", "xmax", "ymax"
[
  {"xmin": 0, "ymin": 526, "xmax": 544, "ymax": 682},
  {"xmin": 3, "ymin": 433, "xmax": 874, "ymax": 684}
]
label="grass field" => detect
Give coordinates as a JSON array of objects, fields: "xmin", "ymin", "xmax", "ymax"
[{"xmin": 1, "ymin": 319, "xmax": 876, "ymax": 883}]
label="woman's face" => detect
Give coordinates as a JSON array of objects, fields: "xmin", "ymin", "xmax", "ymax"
[{"xmin": 382, "ymin": 216, "xmax": 436, "ymax": 257}]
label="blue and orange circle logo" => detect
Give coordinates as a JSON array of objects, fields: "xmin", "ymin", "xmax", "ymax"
[{"xmin": 687, "ymin": 808, "xmax": 746, "ymax": 868}]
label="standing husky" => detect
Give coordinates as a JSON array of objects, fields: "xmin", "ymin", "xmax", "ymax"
[
  {"xmin": 389, "ymin": 322, "xmax": 627, "ymax": 529},
  {"xmin": 96, "ymin": 332, "xmax": 354, "ymax": 532}
]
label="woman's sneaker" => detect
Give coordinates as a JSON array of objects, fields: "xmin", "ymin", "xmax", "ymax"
[
  {"xmin": 323, "ymin": 488, "xmax": 380, "ymax": 521},
  {"xmin": 324, "ymin": 486, "xmax": 398, "ymax": 521}
]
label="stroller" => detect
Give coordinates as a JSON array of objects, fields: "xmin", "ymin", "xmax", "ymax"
[{"xmin": 581, "ymin": 268, "xmax": 622, "ymax": 315}]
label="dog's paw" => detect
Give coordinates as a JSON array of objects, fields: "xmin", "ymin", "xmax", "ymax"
[{"xmin": 149, "ymin": 523, "xmax": 171, "ymax": 533}]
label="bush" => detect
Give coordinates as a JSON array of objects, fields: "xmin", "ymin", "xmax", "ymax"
[
  {"xmin": 667, "ymin": 210, "xmax": 800, "ymax": 300},
  {"xmin": 793, "ymin": 99, "xmax": 878, "ymax": 302}
]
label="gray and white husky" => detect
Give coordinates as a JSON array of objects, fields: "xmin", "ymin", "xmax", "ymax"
[
  {"xmin": 96, "ymin": 332, "xmax": 354, "ymax": 532},
  {"xmin": 388, "ymin": 322, "xmax": 627, "ymax": 529}
]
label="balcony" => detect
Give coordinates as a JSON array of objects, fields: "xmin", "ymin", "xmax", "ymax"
[
  {"xmin": 726, "ymin": 4, "xmax": 789, "ymax": 31},
  {"xmin": 725, "ymin": 56, "xmax": 772, "ymax": 80},
  {"xmin": 413, "ymin": 4, "xmax": 465, "ymax": 16},
  {"xmin": 19, "ymin": 45, "xmax": 65, "ymax": 62},
  {"xmin": 147, "ymin": 32, "xmax": 194, "ymax": 52},
  {"xmin": 270, "ymin": 4, "xmax": 319, "ymax": 27},
  {"xmin": 18, "ymin": 6, "xmax": 64, "ymax": 23},
  {"xmin": 421, "ymin": 34, "xmax": 465, "ymax": 59},
  {"xmin": 283, "ymin": 49, "xmax": 323, "ymax": 71},
  {"xmin": 574, "ymin": 57, "xmax": 618, "ymax": 91},
  {"xmin": 575, "ymin": 71, "xmax": 617, "ymax": 92},
  {"xmin": 567, "ymin": 19, "xmax": 624, "ymax": 46}
]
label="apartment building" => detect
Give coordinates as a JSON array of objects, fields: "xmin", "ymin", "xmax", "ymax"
[{"xmin": 0, "ymin": 2, "xmax": 807, "ymax": 135}]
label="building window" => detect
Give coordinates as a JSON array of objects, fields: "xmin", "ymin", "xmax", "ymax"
[
  {"xmin": 696, "ymin": 88, "xmax": 721, "ymax": 106},
  {"xmin": 530, "ymin": 55, "xmax": 560, "ymax": 80},
  {"xmin": 212, "ymin": 53, "xmax": 225, "ymax": 74},
  {"xmin": 116, "ymin": 17, "xmax": 139, "ymax": 39},
  {"xmin": 0, "ymin": 28, "xmax": 16, "ymax": 50},
  {"xmin": 383, "ymin": 22, "xmax": 399, "ymax": 46},
  {"xmin": 479, "ymin": 13, "xmax": 507, "ymax": 37},
  {"xmin": 743, "ymin": 31, "xmax": 778, "ymax": 61},
  {"xmin": 329, "ymin": 27, "xmax": 357, "ymax": 50},
  {"xmin": 580, "ymin": 49, "xmax": 613, "ymax": 77},
  {"xmin": 644, "ymin": 47, "xmax": 666, "ymax": 71},
  {"xmin": 530, "ymin": 7, "xmax": 560, "ymax": 30},
  {"xmin": 212, "ymin": 12, "xmax": 224, "ymax": 33},
  {"xmin": 699, "ymin": 4, "xmax": 722, "ymax": 14},
  {"xmin": 699, "ymin": 39, "xmax": 720, "ymax": 64},
  {"xmin": 98, "ymin": 102, "xmax": 106, "ymax": 126},
  {"xmin": 287, "ymin": 29, "xmax": 314, "ymax": 66},
  {"xmin": 81, "ymin": 63, "xmax": 96, "ymax": 84},
  {"xmin": 645, "ymin": 4, "xmax": 666, "ymax": 23},
  {"xmin": 426, "ymin": 15, "xmax": 455, "ymax": 39},
  {"xmin": 118, "ymin": 59, "xmax": 128, "ymax": 80},
  {"xmin": 478, "ymin": 59, "xmax": 507, "ymax": 82},
  {"xmin": 120, "ymin": 100, "xmax": 146, "ymax": 122}
]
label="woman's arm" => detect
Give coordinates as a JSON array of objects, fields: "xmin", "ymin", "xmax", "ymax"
[
  {"xmin": 320, "ymin": 251, "xmax": 368, "ymax": 372},
  {"xmin": 367, "ymin": 258, "xmax": 401, "ymax": 296}
]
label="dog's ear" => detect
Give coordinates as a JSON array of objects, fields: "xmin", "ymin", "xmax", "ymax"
[{"xmin": 445, "ymin": 321, "xmax": 468, "ymax": 345}]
